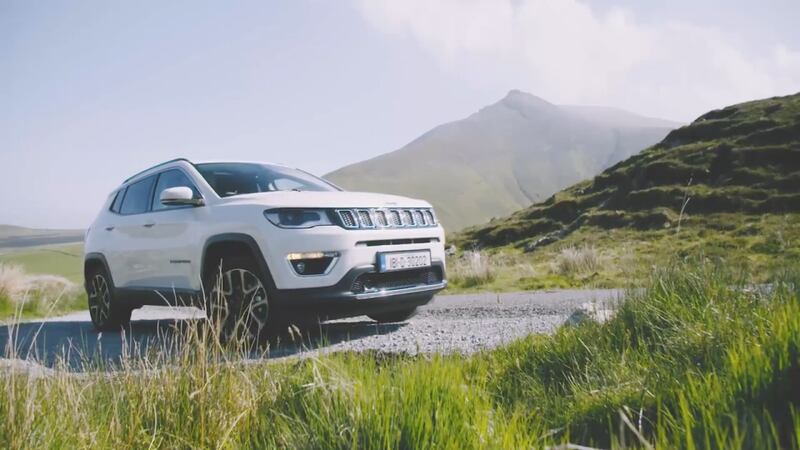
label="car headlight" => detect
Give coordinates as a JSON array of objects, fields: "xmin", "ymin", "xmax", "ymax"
[{"xmin": 264, "ymin": 208, "xmax": 334, "ymax": 229}]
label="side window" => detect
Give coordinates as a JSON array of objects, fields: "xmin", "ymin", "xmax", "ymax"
[
  {"xmin": 110, "ymin": 188, "xmax": 126, "ymax": 213},
  {"xmin": 152, "ymin": 169, "xmax": 201, "ymax": 211},
  {"xmin": 119, "ymin": 176, "xmax": 156, "ymax": 215},
  {"xmin": 271, "ymin": 177, "xmax": 304, "ymax": 191}
]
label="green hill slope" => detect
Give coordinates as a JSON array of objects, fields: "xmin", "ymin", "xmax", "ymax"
[
  {"xmin": 326, "ymin": 90, "xmax": 677, "ymax": 230},
  {"xmin": 450, "ymin": 92, "xmax": 800, "ymax": 291}
]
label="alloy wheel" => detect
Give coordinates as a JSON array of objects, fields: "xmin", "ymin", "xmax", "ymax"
[
  {"xmin": 88, "ymin": 273, "xmax": 112, "ymax": 327},
  {"xmin": 208, "ymin": 268, "xmax": 269, "ymax": 340}
]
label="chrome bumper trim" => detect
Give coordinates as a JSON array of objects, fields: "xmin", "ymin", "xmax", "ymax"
[{"xmin": 354, "ymin": 281, "xmax": 447, "ymax": 300}]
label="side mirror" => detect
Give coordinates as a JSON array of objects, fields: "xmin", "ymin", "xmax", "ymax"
[{"xmin": 160, "ymin": 186, "xmax": 204, "ymax": 207}]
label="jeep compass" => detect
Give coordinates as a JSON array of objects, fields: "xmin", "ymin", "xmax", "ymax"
[{"xmin": 84, "ymin": 158, "xmax": 447, "ymax": 338}]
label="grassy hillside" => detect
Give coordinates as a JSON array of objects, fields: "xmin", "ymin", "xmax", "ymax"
[
  {"xmin": 3, "ymin": 263, "xmax": 799, "ymax": 449},
  {"xmin": 450, "ymin": 92, "xmax": 800, "ymax": 291},
  {"xmin": 327, "ymin": 90, "xmax": 677, "ymax": 230}
]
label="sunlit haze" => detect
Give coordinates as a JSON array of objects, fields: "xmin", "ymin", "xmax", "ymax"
[{"xmin": 2, "ymin": 0, "xmax": 798, "ymax": 228}]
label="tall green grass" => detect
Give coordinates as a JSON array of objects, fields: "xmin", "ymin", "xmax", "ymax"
[{"xmin": 1, "ymin": 261, "xmax": 798, "ymax": 448}]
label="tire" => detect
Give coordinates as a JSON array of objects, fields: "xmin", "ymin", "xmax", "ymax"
[
  {"xmin": 86, "ymin": 266, "xmax": 132, "ymax": 331},
  {"xmin": 368, "ymin": 307, "xmax": 418, "ymax": 324},
  {"xmin": 203, "ymin": 255, "xmax": 273, "ymax": 342}
]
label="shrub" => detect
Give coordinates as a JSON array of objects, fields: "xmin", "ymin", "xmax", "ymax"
[
  {"xmin": 448, "ymin": 250, "xmax": 495, "ymax": 288},
  {"xmin": 0, "ymin": 263, "xmax": 82, "ymax": 318},
  {"xmin": 0, "ymin": 264, "xmax": 28, "ymax": 300},
  {"xmin": 553, "ymin": 245, "xmax": 599, "ymax": 276}
]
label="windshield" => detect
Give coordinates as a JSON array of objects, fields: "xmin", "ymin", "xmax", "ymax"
[{"xmin": 195, "ymin": 163, "xmax": 339, "ymax": 197}]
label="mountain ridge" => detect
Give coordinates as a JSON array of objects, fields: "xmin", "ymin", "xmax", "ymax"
[
  {"xmin": 325, "ymin": 90, "xmax": 679, "ymax": 230},
  {"xmin": 454, "ymin": 91, "xmax": 800, "ymax": 250}
]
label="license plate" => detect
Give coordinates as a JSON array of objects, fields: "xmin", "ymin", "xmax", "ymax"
[{"xmin": 378, "ymin": 251, "xmax": 431, "ymax": 273}]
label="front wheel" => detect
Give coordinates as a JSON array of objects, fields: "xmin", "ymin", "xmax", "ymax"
[
  {"xmin": 204, "ymin": 256, "xmax": 273, "ymax": 342},
  {"xmin": 86, "ymin": 266, "xmax": 132, "ymax": 331},
  {"xmin": 368, "ymin": 307, "xmax": 418, "ymax": 324}
]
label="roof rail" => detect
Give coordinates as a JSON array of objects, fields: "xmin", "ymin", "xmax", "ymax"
[{"xmin": 123, "ymin": 158, "xmax": 193, "ymax": 183}]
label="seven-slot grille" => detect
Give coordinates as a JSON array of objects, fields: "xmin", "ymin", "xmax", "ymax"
[{"xmin": 336, "ymin": 208, "xmax": 437, "ymax": 229}]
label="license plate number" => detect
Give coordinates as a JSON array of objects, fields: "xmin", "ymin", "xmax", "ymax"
[{"xmin": 378, "ymin": 251, "xmax": 431, "ymax": 272}]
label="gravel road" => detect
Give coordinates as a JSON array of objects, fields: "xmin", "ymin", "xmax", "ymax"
[{"xmin": 0, "ymin": 289, "xmax": 621, "ymax": 372}]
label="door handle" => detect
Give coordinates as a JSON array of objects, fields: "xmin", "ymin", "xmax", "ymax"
[
  {"xmin": 143, "ymin": 223, "xmax": 156, "ymax": 228},
  {"xmin": 105, "ymin": 226, "xmax": 115, "ymax": 231}
]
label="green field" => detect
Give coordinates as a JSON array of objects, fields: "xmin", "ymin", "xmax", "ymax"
[
  {"xmin": 0, "ymin": 243, "xmax": 84, "ymax": 282},
  {"xmin": 2, "ymin": 262, "xmax": 798, "ymax": 449}
]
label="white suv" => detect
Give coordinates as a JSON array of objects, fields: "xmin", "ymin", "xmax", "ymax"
[{"xmin": 84, "ymin": 158, "xmax": 447, "ymax": 338}]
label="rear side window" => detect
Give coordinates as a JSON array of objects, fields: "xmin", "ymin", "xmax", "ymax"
[
  {"xmin": 119, "ymin": 176, "xmax": 156, "ymax": 215},
  {"xmin": 110, "ymin": 189, "xmax": 126, "ymax": 213},
  {"xmin": 152, "ymin": 169, "xmax": 201, "ymax": 211}
]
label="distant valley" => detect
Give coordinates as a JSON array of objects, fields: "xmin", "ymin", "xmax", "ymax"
[
  {"xmin": 326, "ymin": 90, "xmax": 680, "ymax": 230},
  {"xmin": 0, "ymin": 225, "xmax": 84, "ymax": 249}
]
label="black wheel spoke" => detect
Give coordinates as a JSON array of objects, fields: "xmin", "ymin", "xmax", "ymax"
[{"xmin": 206, "ymin": 266, "xmax": 269, "ymax": 341}]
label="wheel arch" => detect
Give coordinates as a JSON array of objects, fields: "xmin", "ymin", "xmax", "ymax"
[
  {"xmin": 84, "ymin": 252, "xmax": 114, "ymax": 288},
  {"xmin": 200, "ymin": 233, "xmax": 273, "ymax": 286}
]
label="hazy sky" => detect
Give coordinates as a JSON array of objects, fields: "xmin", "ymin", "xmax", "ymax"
[{"xmin": 2, "ymin": 0, "xmax": 799, "ymax": 228}]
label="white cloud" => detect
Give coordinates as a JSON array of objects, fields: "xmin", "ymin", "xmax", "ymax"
[{"xmin": 356, "ymin": 0, "xmax": 800, "ymax": 120}]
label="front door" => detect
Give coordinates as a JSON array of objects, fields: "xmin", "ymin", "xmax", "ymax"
[{"xmin": 140, "ymin": 169, "xmax": 205, "ymax": 292}]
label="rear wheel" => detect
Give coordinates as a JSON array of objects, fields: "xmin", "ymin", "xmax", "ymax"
[
  {"xmin": 368, "ymin": 307, "xmax": 418, "ymax": 324},
  {"xmin": 86, "ymin": 266, "xmax": 132, "ymax": 331},
  {"xmin": 203, "ymin": 256, "xmax": 272, "ymax": 341}
]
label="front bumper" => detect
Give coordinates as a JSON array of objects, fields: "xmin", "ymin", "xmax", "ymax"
[
  {"xmin": 257, "ymin": 222, "xmax": 447, "ymax": 290},
  {"xmin": 272, "ymin": 261, "xmax": 446, "ymax": 320}
]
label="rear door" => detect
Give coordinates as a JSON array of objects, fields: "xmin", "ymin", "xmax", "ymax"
[{"xmin": 105, "ymin": 175, "xmax": 158, "ymax": 288}]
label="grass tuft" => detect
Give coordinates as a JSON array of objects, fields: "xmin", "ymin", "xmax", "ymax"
[
  {"xmin": 0, "ymin": 263, "xmax": 84, "ymax": 319},
  {"xmin": 448, "ymin": 250, "xmax": 496, "ymax": 288},
  {"xmin": 553, "ymin": 245, "xmax": 600, "ymax": 276}
]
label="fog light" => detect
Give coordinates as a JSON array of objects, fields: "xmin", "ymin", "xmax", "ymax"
[
  {"xmin": 287, "ymin": 251, "xmax": 338, "ymax": 260},
  {"xmin": 287, "ymin": 251, "xmax": 339, "ymax": 275}
]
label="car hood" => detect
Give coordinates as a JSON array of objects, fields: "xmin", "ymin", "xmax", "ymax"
[{"xmin": 216, "ymin": 191, "xmax": 432, "ymax": 209}]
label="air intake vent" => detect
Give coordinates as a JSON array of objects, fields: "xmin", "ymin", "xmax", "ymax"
[
  {"xmin": 338, "ymin": 210, "xmax": 357, "ymax": 228},
  {"xmin": 375, "ymin": 210, "xmax": 388, "ymax": 227},
  {"xmin": 334, "ymin": 208, "xmax": 438, "ymax": 230},
  {"xmin": 350, "ymin": 267, "xmax": 443, "ymax": 294},
  {"xmin": 425, "ymin": 210, "xmax": 435, "ymax": 225},
  {"xmin": 402, "ymin": 210, "xmax": 414, "ymax": 226},
  {"xmin": 414, "ymin": 210, "xmax": 425, "ymax": 226},
  {"xmin": 389, "ymin": 210, "xmax": 402, "ymax": 226},
  {"xmin": 357, "ymin": 210, "xmax": 374, "ymax": 228}
]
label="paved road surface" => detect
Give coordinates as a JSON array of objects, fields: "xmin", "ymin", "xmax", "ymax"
[{"xmin": 0, "ymin": 289, "xmax": 621, "ymax": 372}]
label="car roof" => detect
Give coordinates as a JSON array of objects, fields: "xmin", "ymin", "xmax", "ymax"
[
  {"xmin": 123, "ymin": 158, "xmax": 194, "ymax": 184},
  {"xmin": 119, "ymin": 159, "xmax": 293, "ymax": 188},
  {"xmin": 193, "ymin": 160, "xmax": 288, "ymax": 168}
]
